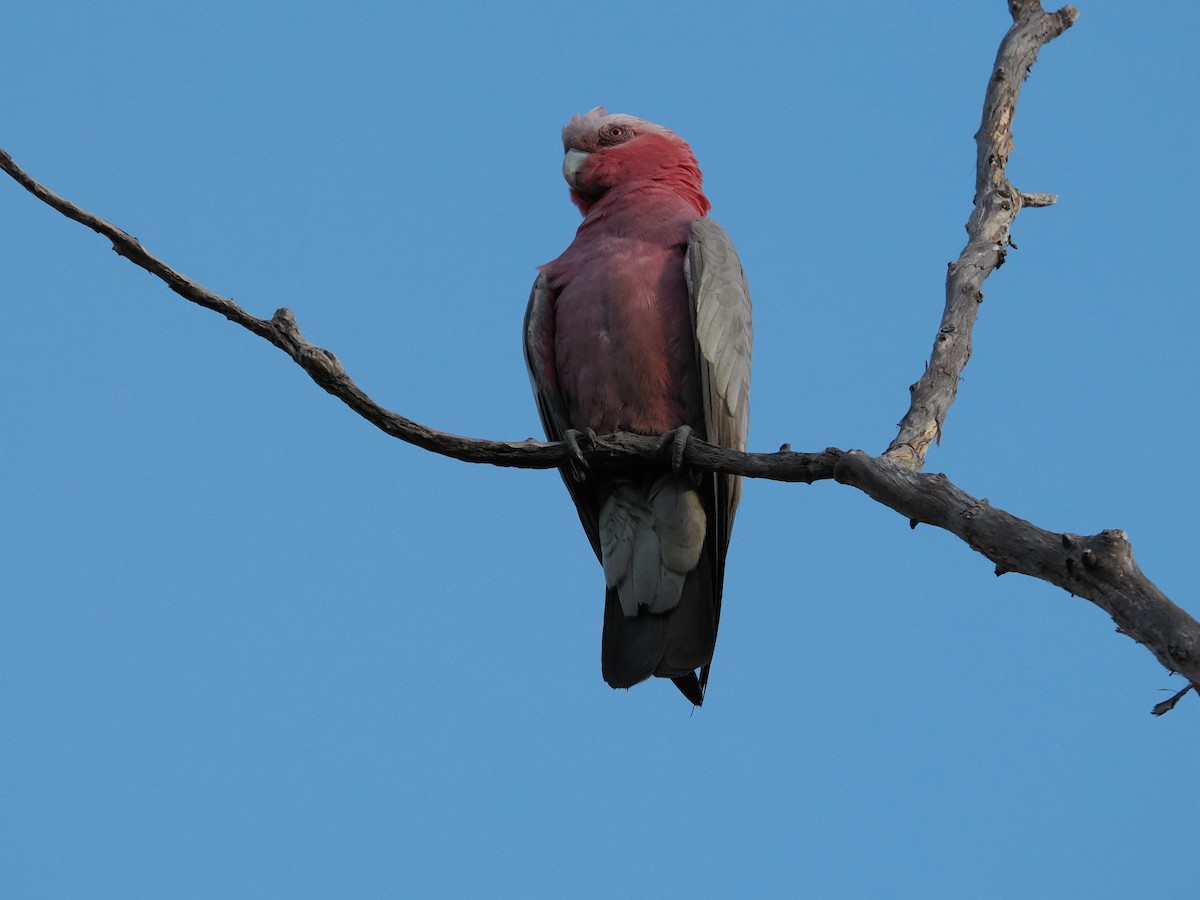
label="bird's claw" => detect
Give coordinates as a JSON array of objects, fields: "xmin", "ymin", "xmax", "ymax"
[
  {"xmin": 659, "ymin": 425, "xmax": 694, "ymax": 476},
  {"xmin": 563, "ymin": 428, "xmax": 597, "ymax": 481}
]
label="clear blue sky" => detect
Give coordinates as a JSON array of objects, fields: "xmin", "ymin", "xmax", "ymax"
[{"xmin": 4, "ymin": 2, "xmax": 1197, "ymax": 897}]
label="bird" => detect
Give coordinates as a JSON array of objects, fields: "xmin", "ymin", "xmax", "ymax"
[{"xmin": 524, "ymin": 107, "xmax": 752, "ymax": 705}]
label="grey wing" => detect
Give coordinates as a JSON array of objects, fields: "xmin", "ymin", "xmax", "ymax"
[
  {"xmin": 523, "ymin": 273, "xmax": 602, "ymax": 559},
  {"xmin": 685, "ymin": 218, "xmax": 753, "ymax": 538}
]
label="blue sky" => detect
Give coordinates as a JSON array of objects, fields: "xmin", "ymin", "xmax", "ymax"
[{"xmin": 3, "ymin": 2, "xmax": 1197, "ymax": 897}]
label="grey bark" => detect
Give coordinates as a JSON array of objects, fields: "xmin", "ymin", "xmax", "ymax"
[
  {"xmin": 884, "ymin": 1, "xmax": 1079, "ymax": 468},
  {"xmin": 3, "ymin": 1, "xmax": 1195, "ymax": 710}
]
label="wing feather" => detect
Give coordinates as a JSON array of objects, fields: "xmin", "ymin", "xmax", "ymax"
[
  {"xmin": 523, "ymin": 273, "xmax": 602, "ymax": 559},
  {"xmin": 683, "ymin": 218, "xmax": 752, "ymax": 698},
  {"xmin": 685, "ymin": 218, "xmax": 752, "ymax": 480}
]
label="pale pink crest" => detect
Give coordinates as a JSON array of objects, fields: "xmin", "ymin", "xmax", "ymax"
[{"xmin": 562, "ymin": 107, "xmax": 676, "ymax": 152}]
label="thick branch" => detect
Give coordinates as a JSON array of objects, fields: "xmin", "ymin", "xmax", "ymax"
[
  {"xmin": 834, "ymin": 453, "xmax": 1199, "ymax": 690},
  {"xmin": 885, "ymin": 2, "xmax": 1079, "ymax": 469}
]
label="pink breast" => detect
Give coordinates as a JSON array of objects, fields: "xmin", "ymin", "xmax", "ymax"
[{"xmin": 552, "ymin": 237, "xmax": 699, "ymax": 436}]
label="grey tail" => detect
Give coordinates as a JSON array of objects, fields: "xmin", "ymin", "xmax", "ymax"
[{"xmin": 600, "ymin": 545, "xmax": 718, "ymax": 705}]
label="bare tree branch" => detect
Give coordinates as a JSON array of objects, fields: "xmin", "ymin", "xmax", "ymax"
[
  {"xmin": 833, "ymin": 453, "xmax": 1199, "ymax": 692},
  {"xmin": 3, "ymin": 0, "xmax": 1196, "ymax": 709},
  {"xmin": 885, "ymin": 2, "xmax": 1080, "ymax": 469},
  {"xmin": 0, "ymin": 145, "xmax": 567, "ymax": 469}
]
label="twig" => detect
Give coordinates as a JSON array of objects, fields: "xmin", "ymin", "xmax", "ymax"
[{"xmin": 1152, "ymin": 684, "xmax": 1194, "ymax": 717}]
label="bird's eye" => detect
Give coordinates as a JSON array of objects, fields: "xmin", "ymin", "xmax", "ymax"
[{"xmin": 599, "ymin": 124, "xmax": 632, "ymax": 146}]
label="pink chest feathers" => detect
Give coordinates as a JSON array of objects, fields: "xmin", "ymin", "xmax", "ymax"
[{"xmin": 550, "ymin": 236, "xmax": 700, "ymax": 436}]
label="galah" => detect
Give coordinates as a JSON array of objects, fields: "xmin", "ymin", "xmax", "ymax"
[{"xmin": 524, "ymin": 108, "xmax": 752, "ymax": 705}]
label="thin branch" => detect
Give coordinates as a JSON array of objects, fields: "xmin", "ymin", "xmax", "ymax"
[
  {"xmin": 3, "ymin": 0, "xmax": 1195, "ymax": 708},
  {"xmin": 885, "ymin": 2, "xmax": 1080, "ymax": 469},
  {"xmin": 0, "ymin": 145, "xmax": 564, "ymax": 469}
]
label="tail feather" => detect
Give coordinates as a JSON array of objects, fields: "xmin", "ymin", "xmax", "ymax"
[
  {"xmin": 601, "ymin": 587, "xmax": 664, "ymax": 689},
  {"xmin": 598, "ymin": 472, "xmax": 724, "ymax": 705},
  {"xmin": 600, "ymin": 546, "xmax": 718, "ymax": 703},
  {"xmin": 671, "ymin": 673, "xmax": 706, "ymax": 706},
  {"xmin": 657, "ymin": 550, "xmax": 716, "ymax": 676}
]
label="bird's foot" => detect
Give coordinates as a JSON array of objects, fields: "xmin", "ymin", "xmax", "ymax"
[
  {"xmin": 658, "ymin": 425, "xmax": 694, "ymax": 476},
  {"xmin": 562, "ymin": 428, "xmax": 598, "ymax": 481}
]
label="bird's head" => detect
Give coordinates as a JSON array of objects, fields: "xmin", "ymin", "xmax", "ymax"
[{"xmin": 560, "ymin": 107, "xmax": 709, "ymax": 216}]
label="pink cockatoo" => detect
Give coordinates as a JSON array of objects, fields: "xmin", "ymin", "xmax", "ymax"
[{"xmin": 524, "ymin": 108, "xmax": 752, "ymax": 705}]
